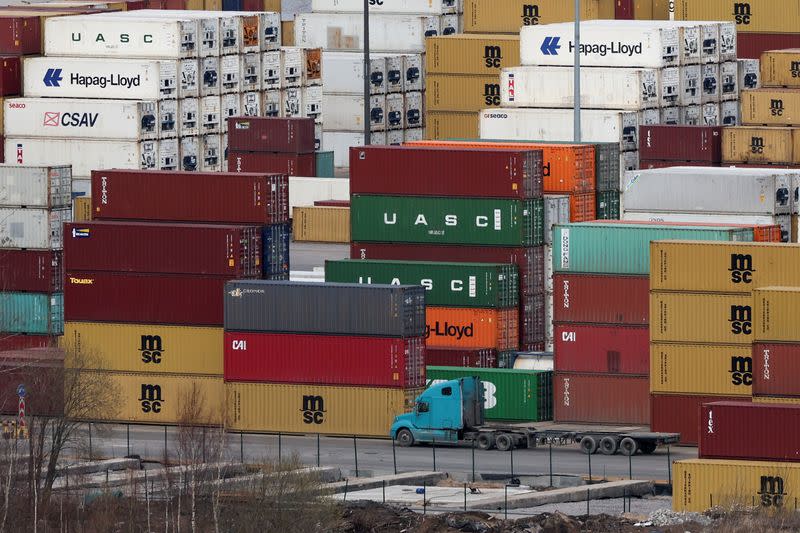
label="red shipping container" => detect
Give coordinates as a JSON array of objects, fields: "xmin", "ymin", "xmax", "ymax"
[
  {"xmin": 521, "ymin": 293, "xmax": 545, "ymax": 345},
  {"xmin": 426, "ymin": 348, "xmax": 497, "ymax": 368},
  {"xmin": 315, "ymin": 200, "xmax": 350, "ymax": 207},
  {"xmin": 553, "ymin": 273, "xmax": 648, "ymax": 325},
  {"xmin": 229, "ymin": 151, "xmax": 315, "ymax": 177},
  {"xmin": 0, "ymin": 334, "xmax": 52, "ymax": 351},
  {"xmin": 554, "ymin": 324, "xmax": 649, "ymax": 374},
  {"xmin": 639, "ymin": 125, "xmax": 723, "ymax": 163},
  {"xmin": 0, "ymin": 56, "xmax": 20, "ymax": 96},
  {"xmin": 651, "ymin": 393, "xmax": 751, "ymax": 445},
  {"xmin": 91, "ymin": 170, "xmax": 289, "ymax": 225},
  {"xmin": 349, "ymin": 145, "xmax": 543, "ymax": 199},
  {"xmin": 224, "ymin": 332, "xmax": 425, "ymax": 387},
  {"xmin": 227, "ymin": 117, "xmax": 316, "ymax": 154},
  {"xmin": 700, "ymin": 401, "xmax": 800, "ymax": 461},
  {"xmin": 0, "ymin": 17, "xmax": 41, "ymax": 55},
  {"xmin": 63, "ymin": 221, "xmax": 262, "ymax": 278},
  {"xmin": 737, "ymin": 33, "xmax": 800, "ymax": 60},
  {"xmin": 640, "ymin": 160, "xmax": 717, "ymax": 169},
  {"xmin": 351, "ymin": 242, "xmax": 544, "ymax": 296},
  {"xmin": 554, "ymin": 372, "xmax": 649, "ymax": 425},
  {"xmin": 753, "ymin": 343, "xmax": 800, "ymax": 398},
  {"xmin": 0, "ymin": 250, "xmax": 62, "ymax": 293},
  {"xmin": 64, "ymin": 271, "xmax": 228, "ymax": 326}
]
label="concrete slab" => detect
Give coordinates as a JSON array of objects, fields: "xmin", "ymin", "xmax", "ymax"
[
  {"xmin": 328, "ymin": 471, "xmax": 448, "ymax": 494},
  {"xmin": 474, "ymin": 480, "xmax": 654, "ymax": 510},
  {"xmin": 333, "ymin": 485, "xmax": 535, "ymax": 507}
]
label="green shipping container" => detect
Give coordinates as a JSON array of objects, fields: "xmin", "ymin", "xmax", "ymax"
[
  {"xmin": 315, "ymin": 151, "xmax": 335, "ymax": 178},
  {"xmin": 325, "ymin": 260, "xmax": 519, "ymax": 308},
  {"xmin": 425, "ymin": 366, "xmax": 553, "ymax": 422},
  {"xmin": 553, "ymin": 223, "xmax": 754, "ymax": 275},
  {"xmin": 351, "ymin": 195, "xmax": 544, "ymax": 246},
  {"xmin": 595, "ymin": 191, "xmax": 620, "ymax": 220},
  {"xmin": 0, "ymin": 292, "xmax": 63, "ymax": 335}
]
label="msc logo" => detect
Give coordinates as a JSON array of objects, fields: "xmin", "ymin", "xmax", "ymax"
[
  {"xmin": 139, "ymin": 335, "xmax": 164, "ymax": 364},
  {"xmin": 484, "ymin": 45, "xmax": 503, "ymax": 69},
  {"xmin": 301, "ymin": 395, "xmax": 325, "ymax": 425},
  {"xmin": 758, "ymin": 475, "xmax": 786, "ymax": 507},
  {"xmin": 729, "ymin": 356, "xmax": 753, "ymax": 386},
  {"xmin": 733, "ymin": 3, "xmax": 751, "ymax": 25},
  {"xmin": 540, "ymin": 36, "xmax": 561, "ymax": 56},
  {"xmin": 521, "ymin": 4, "xmax": 540, "ymax": 25},
  {"xmin": 792, "ymin": 61, "xmax": 800, "ymax": 79},
  {"xmin": 484, "ymin": 84, "xmax": 501, "ymax": 106},
  {"xmin": 771, "ymin": 99, "xmax": 784, "ymax": 117},
  {"xmin": 139, "ymin": 384, "xmax": 163, "ymax": 413},
  {"xmin": 43, "ymin": 68, "xmax": 63, "ymax": 87},
  {"xmin": 729, "ymin": 305, "xmax": 752, "ymax": 335},
  {"xmin": 368, "ymin": 0, "xmax": 384, "ymax": 4},
  {"xmin": 750, "ymin": 137, "xmax": 765, "ymax": 154},
  {"xmin": 729, "ymin": 253, "xmax": 755, "ymax": 284}
]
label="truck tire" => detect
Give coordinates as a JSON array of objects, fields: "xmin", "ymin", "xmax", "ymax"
[
  {"xmin": 579, "ymin": 436, "xmax": 598, "ymax": 455},
  {"xmin": 477, "ymin": 432, "xmax": 495, "ymax": 450},
  {"xmin": 640, "ymin": 441, "xmax": 657, "ymax": 455},
  {"xmin": 599, "ymin": 436, "xmax": 619, "ymax": 455},
  {"xmin": 496, "ymin": 434, "xmax": 514, "ymax": 452},
  {"xmin": 620, "ymin": 437, "xmax": 639, "ymax": 456},
  {"xmin": 395, "ymin": 429, "xmax": 414, "ymax": 447}
]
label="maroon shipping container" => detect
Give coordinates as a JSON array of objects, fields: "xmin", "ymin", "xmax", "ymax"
[
  {"xmin": 639, "ymin": 125, "xmax": 723, "ymax": 163},
  {"xmin": 91, "ymin": 170, "xmax": 289, "ymax": 225},
  {"xmin": 64, "ymin": 271, "xmax": 228, "ymax": 326},
  {"xmin": 753, "ymin": 343, "xmax": 800, "ymax": 398},
  {"xmin": 426, "ymin": 348, "xmax": 498, "ymax": 368},
  {"xmin": 700, "ymin": 401, "xmax": 800, "ymax": 461},
  {"xmin": 0, "ymin": 250, "xmax": 62, "ymax": 293},
  {"xmin": 521, "ymin": 293, "xmax": 545, "ymax": 346},
  {"xmin": 0, "ymin": 348, "xmax": 64, "ymax": 416},
  {"xmin": 63, "ymin": 221, "xmax": 262, "ymax": 278},
  {"xmin": 229, "ymin": 151, "xmax": 315, "ymax": 177},
  {"xmin": 651, "ymin": 393, "xmax": 751, "ymax": 445},
  {"xmin": 640, "ymin": 160, "xmax": 717, "ymax": 169},
  {"xmin": 0, "ymin": 56, "xmax": 20, "ymax": 96},
  {"xmin": 227, "ymin": 117, "xmax": 316, "ymax": 154},
  {"xmin": 0, "ymin": 17, "xmax": 41, "ymax": 55},
  {"xmin": 0, "ymin": 334, "xmax": 52, "ymax": 351},
  {"xmin": 737, "ymin": 33, "xmax": 800, "ymax": 60},
  {"xmin": 315, "ymin": 200, "xmax": 350, "ymax": 207},
  {"xmin": 614, "ymin": 0, "xmax": 634, "ymax": 18},
  {"xmin": 224, "ymin": 332, "xmax": 425, "ymax": 388},
  {"xmin": 351, "ymin": 242, "xmax": 544, "ymax": 296},
  {"xmin": 523, "ymin": 342, "xmax": 545, "ymax": 352},
  {"xmin": 553, "ymin": 274, "xmax": 648, "ymax": 325},
  {"xmin": 349, "ymin": 145, "xmax": 544, "ymax": 199},
  {"xmin": 554, "ymin": 324, "xmax": 649, "ymax": 375},
  {"xmin": 554, "ymin": 372, "xmax": 649, "ymax": 425}
]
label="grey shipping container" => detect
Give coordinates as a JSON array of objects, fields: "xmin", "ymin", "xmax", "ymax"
[
  {"xmin": 543, "ymin": 195, "xmax": 570, "ymax": 246},
  {"xmin": 224, "ymin": 281, "xmax": 426, "ymax": 337}
]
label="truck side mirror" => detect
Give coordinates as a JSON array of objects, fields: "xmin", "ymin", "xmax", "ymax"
[{"xmin": 417, "ymin": 402, "xmax": 429, "ymax": 413}]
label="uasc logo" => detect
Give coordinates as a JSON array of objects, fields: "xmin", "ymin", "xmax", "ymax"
[
  {"xmin": 758, "ymin": 475, "xmax": 786, "ymax": 507},
  {"xmin": 729, "ymin": 253, "xmax": 755, "ymax": 284},
  {"xmin": 139, "ymin": 384, "xmax": 163, "ymax": 413},
  {"xmin": 729, "ymin": 305, "xmax": 752, "ymax": 335},
  {"xmin": 729, "ymin": 355, "xmax": 753, "ymax": 386},
  {"xmin": 301, "ymin": 395, "xmax": 325, "ymax": 425},
  {"xmin": 139, "ymin": 335, "xmax": 164, "ymax": 364}
]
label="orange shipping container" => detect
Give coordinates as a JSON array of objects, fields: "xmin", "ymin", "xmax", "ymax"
[
  {"xmin": 569, "ymin": 192, "xmax": 596, "ymax": 222},
  {"xmin": 426, "ymin": 306, "xmax": 518, "ymax": 351},
  {"xmin": 754, "ymin": 225, "xmax": 783, "ymax": 242},
  {"xmin": 405, "ymin": 140, "xmax": 596, "ymax": 193}
]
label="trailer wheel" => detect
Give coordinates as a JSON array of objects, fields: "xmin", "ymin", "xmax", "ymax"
[
  {"xmin": 579, "ymin": 436, "xmax": 598, "ymax": 455},
  {"xmin": 619, "ymin": 437, "xmax": 639, "ymax": 456},
  {"xmin": 477, "ymin": 432, "xmax": 495, "ymax": 450},
  {"xmin": 599, "ymin": 436, "xmax": 619, "ymax": 455},
  {"xmin": 640, "ymin": 441, "xmax": 657, "ymax": 455},
  {"xmin": 496, "ymin": 434, "xmax": 514, "ymax": 452},
  {"xmin": 395, "ymin": 429, "xmax": 414, "ymax": 447}
]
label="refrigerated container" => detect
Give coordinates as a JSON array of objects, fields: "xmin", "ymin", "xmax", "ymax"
[
  {"xmin": 6, "ymin": 138, "xmax": 157, "ymax": 176},
  {"xmin": 0, "ymin": 165, "xmax": 70, "ymax": 208},
  {"xmin": 739, "ymin": 58, "xmax": 760, "ymax": 90},
  {"xmin": 322, "ymin": 51, "xmax": 386, "ymax": 94},
  {"xmin": 323, "ymin": 94, "xmax": 386, "ymax": 132},
  {"xmin": 311, "ymin": 0, "xmax": 457, "ymax": 14},
  {"xmin": 0, "ymin": 292, "xmax": 62, "ymax": 335},
  {"xmin": 650, "ymin": 343, "xmax": 754, "ymax": 396},
  {"xmin": 0, "ymin": 207, "xmax": 70, "ymax": 249},
  {"xmin": 553, "ymin": 273, "xmax": 648, "ymax": 325},
  {"xmin": 0, "ymin": 250, "xmax": 62, "ymax": 293},
  {"xmin": 281, "ymin": 46, "xmax": 321, "ymax": 87}
]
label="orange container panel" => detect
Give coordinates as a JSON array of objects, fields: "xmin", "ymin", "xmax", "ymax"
[
  {"xmin": 426, "ymin": 306, "xmax": 519, "ymax": 351},
  {"xmin": 569, "ymin": 192, "xmax": 597, "ymax": 222}
]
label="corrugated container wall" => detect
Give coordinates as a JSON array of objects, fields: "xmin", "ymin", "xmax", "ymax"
[
  {"xmin": 227, "ymin": 117, "xmax": 316, "ymax": 153},
  {"xmin": 761, "ymin": 49, "xmax": 800, "ymax": 88},
  {"xmin": 0, "ymin": 208, "xmax": 70, "ymax": 250},
  {"xmin": 426, "ymin": 348, "xmax": 497, "ymax": 368},
  {"xmin": 0, "ymin": 165, "xmax": 71, "ymax": 208},
  {"xmin": 425, "ymin": 307, "xmax": 518, "ymax": 351},
  {"xmin": 752, "ymin": 343, "xmax": 800, "ymax": 398},
  {"xmin": 554, "ymin": 324, "xmax": 649, "ymax": 375},
  {"xmin": 639, "ymin": 125, "xmax": 722, "ymax": 162},
  {"xmin": 554, "ymin": 373, "xmax": 649, "ymax": 424},
  {"xmin": 0, "ymin": 335, "xmax": 52, "ymax": 351},
  {"xmin": 650, "ymin": 291, "xmax": 754, "ymax": 345},
  {"xmin": 0, "ymin": 293, "xmax": 62, "ymax": 335},
  {"xmin": 426, "ymin": 35, "xmax": 520, "ymax": 75},
  {"xmin": 0, "ymin": 348, "xmax": 63, "ymax": 416},
  {"xmin": 651, "ymin": 343, "xmax": 754, "ymax": 396},
  {"xmin": 462, "ymin": 0, "xmax": 599, "ymax": 33},
  {"xmin": 292, "ymin": 207, "xmax": 349, "ymax": 243},
  {"xmin": 0, "ymin": 250, "xmax": 62, "ymax": 293},
  {"xmin": 553, "ymin": 273, "xmax": 648, "ymax": 325},
  {"xmin": 754, "ymin": 287, "xmax": 800, "ymax": 342},
  {"xmin": 651, "ymin": 394, "xmax": 751, "ymax": 446}
]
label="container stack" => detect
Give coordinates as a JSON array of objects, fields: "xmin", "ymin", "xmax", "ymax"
[
  {"xmin": 224, "ymin": 281, "xmax": 426, "ymax": 437},
  {"xmin": 552, "ymin": 222, "xmax": 753, "ymax": 425},
  {"xmin": 752, "ymin": 286, "xmax": 800, "ymax": 406},
  {"xmin": 0, "ymin": 55, "xmax": 20, "ymax": 162},
  {"xmin": 228, "ymin": 116, "xmax": 317, "ymax": 178}
]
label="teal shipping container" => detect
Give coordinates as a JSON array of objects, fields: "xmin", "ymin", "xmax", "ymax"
[
  {"xmin": 553, "ymin": 223, "xmax": 753, "ymax": 275},
  {"xmin": 0, "ymin": 292, "xmax": 63, "ymax": 335},
  {"xmin": 325, "ymin": 260, "xmax": 519, "ymax": 308},
  {"xmin": 351, "ymin": 195, "xmax": 544, "ymax": 247},
  {"xmin": 425, "ymin": 366, "xmax": 552, "ymax": 422},
  {"xmin": 315, "ymin": 151, "xmax": 335, "ymax": 178}
]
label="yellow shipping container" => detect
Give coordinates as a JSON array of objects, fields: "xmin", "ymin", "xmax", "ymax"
[
  {"xmin": 650, "ymin": 241, "xmax": 800, "ymax": 294},
  {"xmin": 754, "ymin": 396, "xmax": 800, "ymax": 405},
  {"xmin": 203, "ymin": 0, "xmax": 222, "ymax": 9},
  {"xmin": 650, "ymin": 343, "xmax": 753, "ymax": 396},
  {"xmin": 72, "ymin": 197, "xmax": 92, "ymax": 222},
  {"xmin": 63, "ymin": 322, "xmax": 223, "ymax": 375},
  {"xmin": 73, "ymin": 372, "xmax": 224, "ymax": 425},
  {"xmin": 650, "ymin": 291, "xmax": 753, "ymax": 345},
  {"xmin": 425, "ymin": 111, "xmax": 479, "ymax": 140},
  {"xmin": 262, "ymin": 0, "xmax": 280, "ymax": 10},
  {"xmin": 722, "ymin": 126, "xmax": 799, "ymax": 164},
  {"xmin": 282, "ymin": 21, "xmax": 294, "ymax": 47},
  {"xmin": 761, "ymin": 49, "xmax": 800, "ymax": 88},
  {"xmin": 227, "ymin": 382, "xmax": 422, "ymax": 436},
  {"xmin": 754, "ymin": 286, "xmax": 800, "ymax": 342},
  {"xmin": 292, "ymin": 206, "xmax": 349, "ymax": 243},
  {"xmin": 426, "ymin": 74, "xmax": 501, "ymax": 113},
  {"xmin": 674, "ymin": 458, "xmax": 800, "ymax": 512},
  {"xmin": 673, "ymin": 0, "xmax": 800, "ymax": 34},
  {"xmin": 463, "ymin": 0, "xmax": 600, "ymax": 33},
  {"xmin": 741, "ymin": 89, "xmax": 800, "ymax": 126},
  {"xmin": 426, "ymin": 35, "xmax": 520, "ymax": 76}
]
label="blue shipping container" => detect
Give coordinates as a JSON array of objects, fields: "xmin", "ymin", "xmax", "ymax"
[
  {"xmin": 0, "ymin": 292, "xmax": 63, "ymax": 335},
  {"xmin": 262, "ymin": 223, "xmax": 290, "ymax": 279}
]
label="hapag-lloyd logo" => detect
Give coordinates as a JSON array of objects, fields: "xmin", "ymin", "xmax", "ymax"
[
  {"xmin": 425, "ymin": 321, "xmax": 474, "ymax": 340},
  {"xmin": 564, "ymin": 40, "xmax": 644, "ymax": 57}
]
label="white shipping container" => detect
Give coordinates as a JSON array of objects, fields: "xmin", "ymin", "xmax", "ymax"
[
  {"xmin": 680, "ymin": 65, "xmax": 701, "ymax": 106},
  {"xmin": 386, "ymin": 93, "xmax": 404, "ymax": 130},
  {"xmin": 179, "ymin": 136, "xmax": 200, "ymax": 171},
  {"xmin": 501, "ymin": 66, "xmax": 660, "ymax": 110},
  {"xmin": 201, "ymin": 134, "xmax": 222, "ymax": 172},
  {"xmin": 720, "ymin": 61, "xmax": 738, "ymax": 101},
  {"xmin": 220, "ymin": 55, "xmax": 240, "ymax": 95},
  {"xmin": 682, "ymin": 105, "xmax": 701, "ymax": 126},
  {"xmin": 281, "ymin": 47, "xmax": 303, "ymax": 88},
  {"xmin": 380, "ymin": 54, "xmax": 404, "ymax": 93},
  {"xmin": 322, "ymin": 131, "xmax": 387, "ymax": 167},
  {"xmin": 72, "ymin": 179, "xmax": 91, "ymax": 198},
  {"xmin": 676, "ymin": 23, "xmax": 701, "ymax": 65},
  {"xmin": 223, "ymin": 11, "xmax": 281, "ymax": 52},
  {"xmin": 23, "ymin": 57, "xmax": 178, "ymax": 100},
  {"xmin": 159, "ymin": 138, "xmax": 179, "ymax": 171},
  {"xmin": 4, "ymin": 98, "xmax": 159, "ymax": 141},
  {"xmin": 404, "ymin": 127, "xmax": 424, "ymax": 142},
  {"xmin": 738, "ymin": 58, "xmax": 760, "ymax": 91},
  {"xmin": 0, "ymin": 207, "xmax": 71, "ymax": 250},
  {"xmin": 241, "ymin": 53, "xmax": 261, "ymax": 92},
  {"xmin": 622, "ymin": 211, "xmax": 791, "ymax": 242},
  {"xmin": 544, "ymin": 195, "xmax": 570, "ymax": 247},
  {"xmin": 282, "ymin": 87, "xmax": 302, "ymax": 118},
  {"xmin": 387, "ymin": 129, "xmax": 403, "ymax": 145},
  {"xmin": 179, "ymin": 59, "xmax": 200, "ymax": 98},
  {"xmin": 7, "ymin": 138, "xmax": 158, "ymax": 176},
  {"xmin": 661, "ymin": 106, "xmax": 680, "ymax": 125},
  {"xmin": 301, "ymin": 86, "xmax": 322, "ymax": 122},
  {"xmin": 402, "ymin": 54, "xmax": 424, "ymax": 93},
  {"xmin": 520, "ymin": 21, "xmax": 679, "ymax": 68},
  {"xmin": 159, "ymin": 98, "xmax": 179, "ymax": 138},
  {"xmin": 201, "ymin": 96, "xmax": 221, "ymax": 134},
  {"xmin": 404, "ymin": 91, "xmax": 423, "ymax": 129},
  {"xmin": 660, "ymin": 67, "xmax": 680, "ymax": 107},
  {"xmin": 720, "ymin": 100, "xmax": 738, "ymax": 126},
  {"xmin": 44, "ymin": 15, "xmax": 199, "ymax": 59},
  {"xmin": 718, "ymin": 22, "xmax": 737, "ymax": 62},
  {"xmin": 701, "ymin": 63, "xmax": 720, "ymax": 103},
  {"xmin": 109, "ymin": 10, "xmax": 221, "ymax": 57},
  {"xmin": 479, "ymin": 108, "xmax": 640, "ymax": 152},
  {"xmin": 0, "ymin": 165, "xmax": 71, "ymax": 209},
  {"xmin": 314, "ymin": 123, "xmax": 322, "ymax": 151},
  {"xmin": 200, "ymin": 57, "xmax": 220, "ymax": 96},
  {"xmin": 311, "ymin": 0, "xmax": 457, "ymax": 14},
  {"xmin": 262, "ymin": 90, "xmax": 281, "ymax": 117},
  {"xmin": 323, "ymin": 94, "xmax": 386, "ymax": 131},
  {"xmin": 221, "ymin": 93, "xmax": 240, "ymax": 133},
  {"xmin": 322, "ymin": 51, "xmax": 386, "ymax": 94},
  {"xmin": 621, "ymin": 150, "xmax": 640, "ymax": 175},
  {"xmin": 179, "ymin": 98, "xmax": 199, "ymax": 137},
  {"xmin": 262, "ymin": 51, "xmax": 281, "ymax": 90},
  {"xmin": 702, "ymin": 102, "xmax": 720, "ymax": 126},
  {"xmin": 222, "ymin": 132, "xmax": 229, "ymax": 172},
  {"xmin": 641, "ymin": 108, "xmax": 660, "ymax": 125},
  {"xmin": 288, "ymin": 176, "xmax": 349, "ymax": 215},
  {"xmin": 241, "ymin": 92, "xmax": 261, "ymax": 116},
  {"xmin": 700, "ymin": 22, "xmax": 720, "ymax": 64}
]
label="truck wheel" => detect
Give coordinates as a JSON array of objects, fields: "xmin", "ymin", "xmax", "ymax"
[
  {"xmin": 496, "ymin": 434, "xmax": 514, "ymax": 452},
  {"xmin": 620, "ymin": 437, "xmax": 639, "ymax": 456},
  {"xmin": 640, "ymin": 441, "xmax": 657, "ymax": 455},
  {"xmin": 477, "ymin": 432, "xmax": 495, "ymax": 450},
  {"xmin": 600, "ymin": 436, "xmax": 618, "ymax": 455},
  {"xmin": 395, "ymin": 429, "xmax": 414, "ymax": 447},
  {"xmin": 579, "ymin": 436, "xmax": 598, "ymax": 455}
]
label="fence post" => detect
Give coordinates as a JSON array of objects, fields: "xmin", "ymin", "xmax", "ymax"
[
  {"xmin": 343, "ymin": 479, "xmax": 349, "ymax": 503},
  {"xmin": 423, "ymin": 480, "xmax": 427, "ymax": 515},
  {"xmin": 628, "ymin": 453, "xmax": 632, "ymax": 480},
  {"xmin": 126, "ymin": 424, "xmax": 130, "ymax": 456},
  {"xmin": 471, "ymin": 438, "xmax": 476, "ymax": 483},
  {"xmin": 164, "ymin": 426, "xmax": 168, "ymax": 463},
  {"xmin": 202, "ymin": 427, "xmax": 206, "ymax": 463},
  {"xmin": 504, "ymin": 485, "xmax": 508, "ymax": 520},
  {"xmin": 240, "ymin": 432, "xmax": 244, "ymax": 463},
  {"xmin": 382, "ymin": 480, "xmax": 386, "ymax": 504},
  {"xmin": 432, "ymin": 437, "xmax": 436, "ymax": 471},
  {"xmin": 353, "ymin": 436, "xmax": 359, "ymax": 478},
  {"xmin": 88, "ymin": 423, "xmax": 92, "ymax": 461},
  {"xmin": 667, "ymin": 445, "xmax": 672, "ymax": 486},
  {"xmin": 510, "ymin": 445, "xmax": 514, "ymax": 480},
  {"xmin": 278, "ymin": 433, "xmax": 282, "ymax": 465},
  {"xmin": 463, "ymin": 483, "xmax": 467, "ymax": 511},
  {"xmin": 392, "ymin": 437, "xmax": 397, "ymax": 475},
  {"xmin": 317, "ymin": 433, "xmax": 321, "ymax": 467},
  {"xmin": 548, "ymin": 442, "xmax": 553, "ymax": 488},
  {"xmin": 587, "ymin": 447, "xmax": 592, "ymax": 483},
  {"xmin": 587, "ymin": 488, "xmax": 590, "ymax": 515}
]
